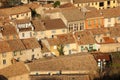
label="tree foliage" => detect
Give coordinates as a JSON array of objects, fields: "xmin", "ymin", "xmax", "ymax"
[
  {"xmin": 57, "ymin": 44, "xmax": 64, "ymax": 56},
  {"xmin": 53, "ymin": 1, "xmax": 60, "ymax": 8}
]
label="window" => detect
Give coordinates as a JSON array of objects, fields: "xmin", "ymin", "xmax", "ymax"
[
  {"xmin": 62, "ymin": 29, "xmax": 65, "ymax": 32},
  {"xmin": 66, "ymin": 44, "xmax": 70, "ymax": 48},
  {"xmin": 17, "ymin": 15, "xmax": 19, "ymax": 18},
  {"xmin": 113, "ymin": 0, "xmax": 115, "ymax": 3},
  {"xmin": 80, "ymin": 23, "xmax": 84, "ymax": 30},
  {"xmin": 3, "ymin": 59, "xmax": 6, "ymax": 64},
  {"xmin": 22, "ymin": 33, "xmax": 25, "ymax": 37},
  {"xmin": 95, "ymin": 2, "xmax": 97, "ymax": 5},
  {"xmin": 99, "ymin": 2, "xmax": 104, "ymax": 7},
  {"xmin": 32, "ymin": 49, "xmax": 34, "ymax": 52},
  {"xmin": 20, "ymin": 51, "xmax": 23, "ymax": 55},
  {"xmin": 98, "ymin": 19, "xmax": 101, "ymax": 25},
  {"xmin": 30, "ymin": 32, "xmax": 32, "ymax": 37},
  {"xmin": 13, "ymin": 51, "xmax": 17, "ymax": 56},
  {"xmin": 107, "ymin": 1, "xmax": 110, "ymax": 5},
  {"xmin": 88, "ymin": 20, "xmax": 91, "ymax": 26},
  {"xmin": 108, "ymin": 18, "xmax": 111, "ymax": 22},
  {"xmin": 52, "ymin": 30, "xmax": 56, "ymax": 33},
  {"xmin": 2, "ymin": 53, "xmax": 6, "ymax": 58},
  {"xmin": 89, "ymin": 44, "xmax": 93, "ymax": 51},
  {"xmin": 118, "ymin": 17, "xmax": 120, "ymax": 20},
  {"xmin": 92, "ymin": 3, "xmax": 94, "ymax": 5}
]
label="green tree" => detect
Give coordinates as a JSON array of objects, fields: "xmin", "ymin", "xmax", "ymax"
[
  {"xmin": 57, "ymin": 44, "xmax": 64, "ymax": 56},
  {"xmin": 53, "ymin": 1, "xmax": 60, "ymax": 8}
]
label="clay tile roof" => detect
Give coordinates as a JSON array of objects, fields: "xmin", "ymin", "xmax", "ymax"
[
  {"xmin": 0, "ymin": 6, "xmax": 30, "ymax": 15},
  {"xmin": 27, "ymin": 53, "xmax": 97, "ymax": 72},
  {"xmin": 13, "ymin": 19, "xmax": 31, "ymax": 24},
  {"xmin": 75, "ymin": 31, "xmax": 96, "ymax": 45},
  {"xmin": 43, "ymin": 4, "xmax": 53, "ymax": 8},
  {"xmin": 56, "ymin": 33, "xmax": 75, "ymax": 44},
  {"xmin": 0, "ymin": 41, "xmax": 11, "ymax": 53},
  {"xmin": 85, "ymin": 10, "xmax": 103, "ymax": 19},
  {"xmin": 92, "ymin": 53, "xmax": 110, "ymax": 61},
  {"xmin": 32, "ymin": 20, "xmax": 46, "ymax": 31},
  {"xmin": 73, "ymin": 0, "xmax": 107, "ymax": 4},
  {"xmin": 88, "ymin": 28, "xmax": 109, "ymax": 35},
  {"xmin": 100, "ymin": 6, "xmax": 120, "ymax": 18},
  {"xmin": 108, "ymin": 27, "xmax": 120, "ymax": 37},
  {"xmin": 47, "ymin": 33, "xmax": 75, "ymax": 46},
  {"xmin": 59, "ymin": 3, "xmax": 75, "ymax": 8},
  {"xmin": 21, "ymin": 38, "xmax": 40, "ymax": 49},
  {"xmin": 31, "ymin": 75, "xmax": 90, "ymax": 80},
  {"xmin": 43, "ymin": 18, "xmax": 67, "ymax": 30},
  {"xmin": 103, "ymin": 37, "xmax": 116, "ymax": 44},
  {"xmin": 23, "ymin": 2, "xmax": 40, "ymax": 9},
  {"xmin": 0, "ymin": 62, "xmax": 29, "ymax": 78},
  {"xmin": 7, "ymin": 39, "xmax": 26, "ymax": 51},
  {"xmin": 1, "ymin": 24, "xmax": 18, "ymax": 36},
  {"xmin": 47, "ymin": 38, "xmax": 60, "ymax": 46},
  {"xmin": 61, "ymin": 8, "xmax": 84, "ymax": 22}
]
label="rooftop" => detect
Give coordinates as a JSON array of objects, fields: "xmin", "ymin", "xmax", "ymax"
[
  {"xmin": 0, "ymin": 62, "xmax": 29, "ymax": 78},
  {"xmin": 27, "ymin": 53, "xmax": 97, "ymax": 73}
]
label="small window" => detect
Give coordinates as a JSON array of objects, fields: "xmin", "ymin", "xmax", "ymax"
[
  {"xmin": 62, "ymin": 29, "xmax": 65, "ymax": 32},
  {"xmin": 88, "ymin": 20, "xmax": 91, "ymax": 26},
  {"xmin": 99, "ymin": 2, "xmax": 104, "ymax": 7},
  {"xmin": 108, "ymin": 18, "xmax": 111, "ymax": 22},
  {"xmin": 113, "ymin": 0, "xmax": 115, "ymax": 3},
  {"xmin": 17, "ymin": 15, "xmax": 19, "ymax": 18},
  {"xmin": 2, "ymin": 53, "xmax": 6, "ymax": 58},
  {"xmin": 20, "ymin": 51, "xmax": 23, "ymax": 55},
  {"xmin": 96, "ymin": 2, "xmax": 97, "ymax": 5},
  {"xmin": 32, "ymin": 49, "xmax": 34, "ymax": 52},
  {"xmin": 3, "ymin": 59, "xmax": 6, "ymax": 64},
  {"xmin": 52, "ymin": 30, "xmax": 56, "ymax": 33},
  {"xmin": 13, "ymin": 51, "xmax": 17, "ymax": 56},
  {"xmin": 22, "ymin": 33, "xmax": 25, "ymax": 37}
]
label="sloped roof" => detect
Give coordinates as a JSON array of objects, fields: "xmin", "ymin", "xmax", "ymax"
[
  {"xmin": 13, "ymin": 19, "xmax": 31, "ymax": 24},
  {"xmin": 7, "ymin": 39, "xmax": 26, "ymax": 51},
  {"xmin": 43, "ymin": 18, "xmax": 67, "ymax": 30},
  {"xmin": 74, "ymin": 31, "xmax": 96, "ymax": 45},
  {"xmin": 27, "ymin": 53, "xmax": 97, "ymax": 73},
  {"xmin": 0, "ymin": 6, "xmax": 30, "ymax": 16},
  {"xmin": 21, "ymin": 38, "xmax": 40, "ymax": 49},
  {"xmin": 1, "ymin": 24, "xmax": 18, "ymax": 36},
  {"xmin": 47, "ymin": 33, "xmax": 75, "ymax": 46},
  {"xmin": 103, "ymin": 37, "xmax": 116, "ymax": 44},
  {"xmin": 0, "ymin": 41, "xmax": 11, "ymax": 53},
  {"xmin": 31, "ymin": 75, "xmax": 90, "ymax": 80},
  {"xmin": 0, "ymin": 62, "xmax": 29, "ymax": 78},
  {"xmin": 61, "ymin": 8, "xmax": 84, "ymax": 22},
  {"xmin": 32, "ymin": 20, "xmax": 46, "ymax": 31}
]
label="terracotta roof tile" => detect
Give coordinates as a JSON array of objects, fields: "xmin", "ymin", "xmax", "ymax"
[
  {"xmin": 21, "ymin": 38, "xmax": 40, "ymax": 49},
  {"xmin": 32, "ymin": 20, "xmax": 46, "ymax": 31},
  {"xmin": 7, "ymin": 39, "xmax": 26, "ymax": 51},
  {"xmin": 103, "ymin": 37, "xmax": 116, "ymax": 44},
  {"xmin": 27, "ymin": 53, "xmax": 97, "ymax": 72},
  {"xmin": 43, "ymin": 19, "xmax": 67, "ymax": 30},
  {"xmin": 75, "ymin": 31, "xmax": 96, "ymax": 45},
  {"xmin": 0, "ymin": 62, "xmax": 29, "ymax": 78},
  {"xmin": 0, "ymin": 41, "xmax": 11, "ymax": 53},
  {"xmin": 0, "ymin": 6, "xmax": 30, "ymax": 16}
]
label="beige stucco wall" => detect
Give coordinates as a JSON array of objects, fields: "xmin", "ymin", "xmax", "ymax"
[
  {"xmin": 9, "ymin": 73, "xmax": 30, "ymax": 80},
  {"xmin": 74, "ymin": 0, "xmax": 118, "ymax": 9},
  {"xmin": 100, "ymin": 43, "xmax": 120, "ymax": 52},
  {"xmin": 19, "ymin": 31, "xmax": 33, "ymax": 39},
  {"xmin": 0, "ymin": 52, "xmax": 13, "ymax": 69},
  {"xmin": 13, "ymin": 48, "xmax": 42, "ymax": 61},
  {"xmin": 33, "ymin": 31, "xmax": 46, "ymax": 40},
  {"xmin": 104, "ymin": 18, "xmax": 115, "ymax": 27},
  {"xmin": 64, "ymin": 43, "xmax": 77, "ymax": 55},
  {"xmin": 10, "ymin": 12, "xmax": 31, "ymax": 20},
  {"xmin": 45, "ymin": 28, "xmax": 67, "ymax": 38}
]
